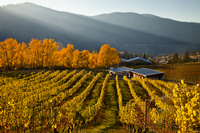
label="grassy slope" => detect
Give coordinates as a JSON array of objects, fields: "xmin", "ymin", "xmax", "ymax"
[
  {"xmin": 83, "ymin": 80, "xmax": 124, "ymax": 133},
  {"xmin": 82, "ymin": 77, "xmax": 104, "ymax": 108},
  {"xmin": 119, "ymin": 80, "xmax": 133, "ymax": 106}
]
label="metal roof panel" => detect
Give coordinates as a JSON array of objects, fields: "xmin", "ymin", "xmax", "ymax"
[
  {"xmin": 130, "ymin": 68, "xmax": 163, "ymax": 76},
  {"xmin": 109, "ymin": 67, "xmax": 133, "ymax": 73},
  {"xmin": 126, "ymin": 57, "xmax": 151, "ymax": 64}
]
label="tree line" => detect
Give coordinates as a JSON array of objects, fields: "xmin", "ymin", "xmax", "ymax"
[
  {"xmin": 118, "ymin": 50, "xmax": 154, "ymax": 60},
  {"xmin": 0, "ymin": 38, "xmax": 121, "ymax": 70},
  {"xmin": 169, "ymin": 51, "xmax": 199, "ymax": 64}
]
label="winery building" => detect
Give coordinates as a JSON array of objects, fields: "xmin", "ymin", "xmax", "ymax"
[
  {"xmin": 121, "ymin": 57, "xmax": 152, "ymax": 65},
  {"xmin": 109, "ymin": 67, "xmax": 133, "ymax": 76},
  {"xmin": 129, "ymin": 68, "xmax": 164, "ymax": 80},
  {"xmin": 109, "ymin": 67, "xmax": 164, "ymax": 80}
]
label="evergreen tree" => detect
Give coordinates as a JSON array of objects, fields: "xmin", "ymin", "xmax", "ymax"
[
  {"xmin": 192, "ymin": 50, "xmax": 196, "ymax": 56},
  {"xmin": 183, "ymin": 51, "xmax": 190, "ymax": 63},
  {"xmin": 124, "ymin": 50, "xmax": 128, "ymax": 59},
  {"xmin": 134, "ymin": 54, "xmax": 138, "ymax": 58},
  {"xmin": 172, "ymin": 52, "xmax": 179, "ymax": 63},
  {"xmin": 129, "ymin": 52, "xmax": 133, "ymax": 59},
  {"xmin": 142, "ymin": 54, "xmax": 146, "ymax": 59},
  {"xmin": 195, "ymin": 57, "xmax": 199, "ymax": 62},
  {"xmin": 126, "ymin": 53, "xmax": 130, "ymax": 59}
]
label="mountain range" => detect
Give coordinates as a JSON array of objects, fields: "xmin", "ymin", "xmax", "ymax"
[{"xmin": 0, "ymin": 3, "xmax": 200, "ymax": 55}]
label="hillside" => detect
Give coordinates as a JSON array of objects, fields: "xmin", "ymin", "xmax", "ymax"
[
  {"xmin": 0, "ymin": 3, "xmax": 200, "ymax": 55},
  {"xmin": 93, "ymin": 12, "xmax": 200, "ymax": 45}
]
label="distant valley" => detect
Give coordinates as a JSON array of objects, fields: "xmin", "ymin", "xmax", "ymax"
[{"xmin": 0, "ymin": 3, "xmax": 200, "ymax": 55}]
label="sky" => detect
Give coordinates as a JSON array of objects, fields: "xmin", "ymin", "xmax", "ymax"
[{"xmin": 1, "ymin": 0, "xmax": 200, "ymax": 23}]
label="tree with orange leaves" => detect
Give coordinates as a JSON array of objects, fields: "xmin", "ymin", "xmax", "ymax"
[
  {"xmin": 12, "ymin": 41, "xmax": 22, "ymax": 69},
  {"xmin": 97, "ymin": 44, "xmax": 110, "ymax": 68},
  {"xmin": 28, "ymin": 39, "xmax": 43, "ymax": 68},
  {"xmin": 59, "ymin": 44, "xmax": 74, "ymax": 68},
  {"xmin": 0, "ymin": 38, "xmax": 19, "ymax": 69},
  {"xmin": 42, "ymin": 39, "xmax": 59, "ymax": 68},
  {"xmin": 18, "ymin": 42, "xmax": 28, "ymax": 68},
  {"xmin": 108, "ymin": 47, "xmax": 121, "ymax": 66},
  {"xmin": 72, "ymin": 49, "xmax": 82, "ymax": 68},
  {"xmin": 81, "ymin": 50, "xmax": 90, "ymax": 68},
  {"xmin": 97, "ymin": 44, "xmax": 121, "ymax": 68},
  {"xmin": 89, "ymin": 51, "xmax": 98, "ymax": 68},
  {"xmin": 0, "ymin": 39, "xmax": 121, "ymax": 69}
]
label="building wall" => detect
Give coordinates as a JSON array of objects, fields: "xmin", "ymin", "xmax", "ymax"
[
  {"xmin": 110, "ymin": 69, "xmax": 163, "ymax": 80},
  {"xmin": 129, "ymin": 72, "xmax": 163, "ymax": 79},
  {"xmin": 133, "ymin": 74, "xmax": 144, "ymax": 79},
  {"xmin": 146, "ymin": 76, "xmax": 160, "ymax": 80},
  {"xmin": 146, "ymin": 74, "xmax": 164, "ymax": 80},
  {"xmin": 116, "ymin": 71, "xmax": 126, "ymax": 75},
  {"xmin": 131, "ymin": 72, "xmax": 144, "ymax": 79},
  {"xmin": 109, "ymin": 70, "xmax": 130, "ymax": 76}
]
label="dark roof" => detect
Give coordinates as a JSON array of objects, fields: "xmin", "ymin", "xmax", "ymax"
[
  {"xmin": 109, "ymin": 67, "xmax": 133, "ymax": 73},
  {"xmin": 126, "ymin": 57, "xmax": 151, "ymax": 64},
  {"xmin": 130, "ymin": 68, "xmax": 163, "ymax": 76}
]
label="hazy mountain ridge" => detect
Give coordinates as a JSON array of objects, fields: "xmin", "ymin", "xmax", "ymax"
[
  {"xmin": 93, "ymin": 12, "xmax": 200, "ymax": 45},
  {"xmin": 0, "ymin": 3, "xmax": 200, "ymax": 55}
]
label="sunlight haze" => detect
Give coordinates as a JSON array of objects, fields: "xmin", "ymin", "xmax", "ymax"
[{"xmin": 0, "ymin": 0, "xmax": 200, "ymax": 23}]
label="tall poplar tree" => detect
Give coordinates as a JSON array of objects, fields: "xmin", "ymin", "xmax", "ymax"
[{"xmin": 0, "ymin": 38, "xmax": 19, "ymax": 69}]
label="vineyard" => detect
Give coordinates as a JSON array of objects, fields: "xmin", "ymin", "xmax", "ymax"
[{"xmin": 0, "ymin": 69, "xmax": 200, "ymax": 133}]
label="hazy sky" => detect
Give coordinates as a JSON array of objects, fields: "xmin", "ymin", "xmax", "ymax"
[{"xmin": 1, "ymin": 0, "xmax": 200, "ymax": 23}]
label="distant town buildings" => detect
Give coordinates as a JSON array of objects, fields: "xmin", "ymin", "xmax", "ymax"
[{"xmin": 151, "ymin": 52, "xmax": 200, "ymax": 64}]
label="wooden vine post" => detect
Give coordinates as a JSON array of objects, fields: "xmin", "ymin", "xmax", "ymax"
[
  {"xmin": 53, "ymin": 99, "xmax": 57, "ymax": 133},
  {"xmin": 144, "ymin": 99, "xmax": 147, "ymax": 132}
]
